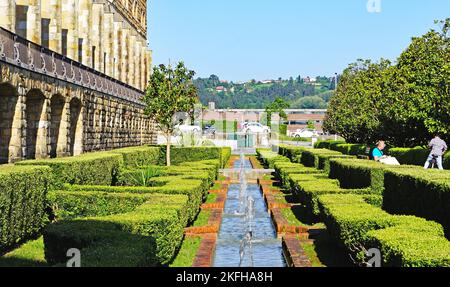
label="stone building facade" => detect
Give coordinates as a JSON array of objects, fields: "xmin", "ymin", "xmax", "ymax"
[
  {"xmin": 0, "ymin": 0, "xmax": 151, "ymax": 90},
  {"xmin": 0, "ymin": 0, "xmax": 156, "ymax": 164}
]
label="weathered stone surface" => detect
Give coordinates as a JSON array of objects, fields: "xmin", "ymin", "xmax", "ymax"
[{"xmin": 0, "ymin": 61, "xmax": 156, "ymax": 164}]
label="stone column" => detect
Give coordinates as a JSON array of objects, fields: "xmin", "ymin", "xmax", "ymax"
[
  {"xmin": 103, "ymin": 12, "xmax": 114, "ymax": 76},
  {"xmin": 127, "ymin": 33, "xmax": 136, "ymax": 87},
  {"xmin": 134, "ymin": 40, "xmax": 141, "ymax": 89},
  {"xmin": 49, "ymin": 0, "xmax": 62, "ymax": 52},
  {"xmin": 0, "ymin": 0, "xmax": 16, "ymax": 32},
  {"xmin": 140, "ymin": 45, "xmax": 146, "ymax": 89},
  {"xmin": 120, "ymin": 28, "xmax": 129, "ymax": 83},
  {"xmin": 8, "ymin": 86, "xmax": 26, "ymax": 162},
  {"xmin": 15, "ymin": 0, "xmax": 42, "ymax": 44},
  {"xmin": 112, "ymin": 22, "xmax": 121, "ymax": 80},
  {"xmin": 62, "ymin": 0, "xmax": 78, "ymax": 60},
  {"xmin": 78, "ymin": 0, "xmax": 92, "ymax": 66},
  {"xmin": 57, "ymin": 100, "xmax": 70, "ymax": 157},
  {"xmin": 91, "ymin": 3, "xmax": 102, "ymax": 71},
  {"xmin": 34, "ymin": 96, "xmax": 50, "ymax": 159}
]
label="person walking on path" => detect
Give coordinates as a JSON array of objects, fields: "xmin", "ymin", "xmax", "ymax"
[{"xmin": 424, "ymin": 134, "xmax": 447, "ymax": 170}]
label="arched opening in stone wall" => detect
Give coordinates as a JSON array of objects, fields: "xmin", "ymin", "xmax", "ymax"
[
  {"xmin": 69, "ymin": 98, "xmax": 83, "ymax": 156},
  {"xmin": 50, "ymin": 94, "xmax": 65, "ymax": 158},
  {"xmin": 25, "ymin": 89, "xmax": 46, "ymax": 160},
  {"xmin": 0, "ymin": 83, "xmax": 19, "ymax": 164}
]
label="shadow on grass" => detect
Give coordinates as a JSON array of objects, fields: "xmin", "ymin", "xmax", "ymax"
[{"xmin": 308, "ymin": 229, "xmax": 353, "ymax": 267}]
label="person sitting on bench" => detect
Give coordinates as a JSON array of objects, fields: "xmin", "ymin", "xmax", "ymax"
[{"xmin": 372, "ymin": 140, "xmax": 386, "ymax": 162}]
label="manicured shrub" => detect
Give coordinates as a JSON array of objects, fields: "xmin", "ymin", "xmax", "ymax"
[
  {"xmin": 333, "ymin": 144, "xmax": 368, "ymax": 156},
  {"xmin": 110, "ymin": 146, "xmax": 161, "ymax": 168},
  {"xmin": 256, "ymin": 149, "xmax": 290, "ymax": 168},
  {"xmin": 63, "ymin": 176, "xmax": 207, "ymax": 223},
  {"xmin": 300, "ymin": 148, "xmax": 345, "ymax": 169},
  {"xmin": 293, "ymin": 175, "xmax": 371, "ymax": 218},
  {"xmin": 17, "ymin": 152, "xmax": 123, "ymax": 187},
  {"xmin": 328, "ymin": 158, "xmax": 414, "ymax": 194},
  {"xmin": 44, "ymin": 194, "xmax": 189, "ymax": 266},
  {"xmin": 157, "ymin": 146, "xmax": 231, "ymax": 168},
  {"xmin": 47, "ymin": 191, "xmax": 164, "ymax": 220},
  {"xmin": 314, "ymin": 140, "xmax": 346, "ymax": 149},
  {"xmin": 318, "ymin": 194, "xmax": 450, "ymax": 267},
  {"xmin": 383, "ymin": 168, "xmax": 450, "ymax": 237},
  {"xmin": 277, "ymin": 145, "xmax": 308, "ymax": 162},
  {"xmin": 273, "ymin": 161, "xmax": 323, "ymax": 189},
  {"xmin": 0, "ymin": 165, "xmax": 52, "ymax": 253}
]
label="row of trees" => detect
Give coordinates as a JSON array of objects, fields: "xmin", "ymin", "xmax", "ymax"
[{"xmin": 324, "ymin": 19, "xmax": 450, "ymax": 147}]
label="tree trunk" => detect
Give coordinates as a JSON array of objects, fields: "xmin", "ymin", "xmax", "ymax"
[{"xmin": 166, "ymin": 132, "xmax": 171, "ymax": 167}]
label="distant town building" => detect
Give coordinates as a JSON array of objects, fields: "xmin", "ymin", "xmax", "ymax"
[
  {"xmin": 208, "ymin": 102, "xmax": 216, "ymax": 110},
  {"xmin": 215, "ymin": 86, "xmax": 227, "ymax": 92}
]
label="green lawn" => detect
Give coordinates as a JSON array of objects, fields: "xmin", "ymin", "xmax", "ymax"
[
  {"xmin": 0, "ymin": 236, "xmax": 47, "ymax": 267},
  {"xmin": 193, "ymin": 210, "xmax": 211, "ymax": 227},
  {"xmin": 170, "ymin": 236, "xmax": 202, "ymax": 267},
  {"xmin": 205, "ymin": 193, "xmax": 218, "ymax": 204}
]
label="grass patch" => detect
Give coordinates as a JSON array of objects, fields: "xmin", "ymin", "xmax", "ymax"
[
  {"xmin": 0, "ymin": 236, "xmax": 47, "ymax": 267},
  {"xmin": 281, "ymin": 208, "xmax": 325, "ymax": 229},
  {"xmin": 170, "ymin": 236, "xmax": 202, "ymax": 267},
  {"xmin": 205, "ymin": 193, "xmax": 218, "ymax": 204},
  {"xmin": 193, "ymin": 210, "xmax": 211, "ymax": 227}
]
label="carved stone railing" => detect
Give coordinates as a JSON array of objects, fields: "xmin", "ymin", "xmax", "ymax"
[{"xmin": 0, "ymin": 27, "xmax": 144, "ymax": 106}]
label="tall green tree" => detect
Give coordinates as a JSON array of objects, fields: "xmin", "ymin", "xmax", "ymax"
[
  {"xmin": 265, "ymin": 97, "xmax": 290, "ymax": 128},
  {"xmin": 143, "ymin": 62, "xmax": 198, "ymax": 166}
]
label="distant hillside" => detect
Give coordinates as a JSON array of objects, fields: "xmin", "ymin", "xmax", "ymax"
[{"xmin": 194, "ymin": 75, "xmax": 335, "ymax": 109}]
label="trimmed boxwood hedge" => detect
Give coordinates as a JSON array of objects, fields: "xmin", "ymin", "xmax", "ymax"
[
  {"xmin": 328, "ymin": 158, "xmax": 415, "ymax": 194},
  {"xmin": 0, "ymin": 165, "xmax": 52, "ymax": 253},
  {"xmin": 383, "ymin": 168, "xmax": 450, "ymax": 237},
  {"xmin": 278, "ymin": 145, "xmax": 308, "ymax": 162},
  {"xmin": 388, "ymin": 147, "xmax": 450, "ymax": 169},
  {"xmin": 256, "ymin": 148, "xmax": 290, "ymax": 168},
  {"xmin": 62, "ymin": 176, "xmax": 207, "ymax": 223},
  {"xmin": 314, "ymin": 140, "xmax": 346, "ymax": 149},
  {"xmin": 16, "ymin": 152, "xmax": 123, "ymax": 188},
  {"xmin": 300, "ymin": 148, "xmax": 349, "ymax": 169},
  {"xmin": 47, "ymin": 190, "xmax": 165, "ymax": 220},
  {"xmin": 291, "ymin": 173, "xmax": 371, "ymax": 219},
  {"xmin": 110, "ymin": 146, "xmax": 161, "ymax": 168},
  {"xmin": 44, "ymin": 194, "xmax": 189, "ymax": 266},
  {"xmin": 156, "ymin": 146, "xmax": 231, "ymax": 168},
  {"xmin": 318, "ymin": 194, "xmax": 450, "ymax": 267},
  {"xmin": 273, "ymin": 161, "xmax": 323, "ymax": 189},
  {"xmin": 331, "ymin": 143, "xmax": 368, "ymax": 156}
]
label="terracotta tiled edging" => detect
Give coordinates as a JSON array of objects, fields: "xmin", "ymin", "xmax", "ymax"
[
  {"xmin": 282, "ymin": 234, "xmax": 312, "ymax": 267},
  {"xmin": 192, "ymin": 234, "xmax": 217, "ymax": 267}
]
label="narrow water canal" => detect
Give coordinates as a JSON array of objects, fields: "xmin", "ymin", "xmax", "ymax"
[{"xmin": 213, "ymin": 156, "xmax": 286, "ymax": 267}]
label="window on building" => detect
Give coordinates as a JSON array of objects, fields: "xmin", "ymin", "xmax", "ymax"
[
  {"xmin": 41, "ymin": 18, "xmax": 50, "ymax": 48},
  {"xmin": 92, "ymin": 46, "xmax": 96, "ymax": 69},
  {"xmin": 61, "ymin": 29, "xmax": 68, "ymax": 56},
  {"xmin": 78, "ymin": 38, "xmax": 83, "ymax": 63},
  {"xmin": 15, "ymin": 5, "xmax": 28, "ymax": 39}
]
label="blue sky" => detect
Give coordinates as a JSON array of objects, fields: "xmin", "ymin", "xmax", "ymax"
[{"xmin": 147, "ymin": 0, "xmax": 450, "ymax": 81}]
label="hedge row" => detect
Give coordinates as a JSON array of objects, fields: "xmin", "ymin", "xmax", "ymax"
[
  {"xmin": 389, "ymin": 147, "xmax": 450, "ymax": 169},
  {"xmin": 44, "ymin": 194, "xmax": 190, "ymax": 266},
  {"xmin": 0, "ymin": 165, "xmax": 52, "ymax": 253},
  {"xmin": 314, "ymin": 140, "xmax": 346, "ymax": 150},
  {"xmin": 328, "ymin": 158, "xmax": 415, "ymax": 194},
  {"xmin": 110, "ymin": 146, "xmax": 161, "ymax": 168},
  {"xmin": 273, "ymin": 161, "xmax": 323, "ymax": 189},
  {"xmin": 383, "ymin": 168, "xmax": 450, "ymax": 237},
  {"xmin": 156, "ymin": 146, "xmax": 231, "ymax": 168},
  {"xmin": 318, "ymin": 194, "xmax": 450, "ymax": 267},
  {"xmin": 256, "ymin": 148, "xmax": 290, "ymax": 168},
  {"xmin": 289, "ymin": 172, "xmax": 371, "ymax": 219},
  {"xmin": 298, "ymin": 148, "xmax": 353, "ymax": 170},
  {"xmin": 17, "ymin": 152, "xmax": 123, "ymax": 188}
]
